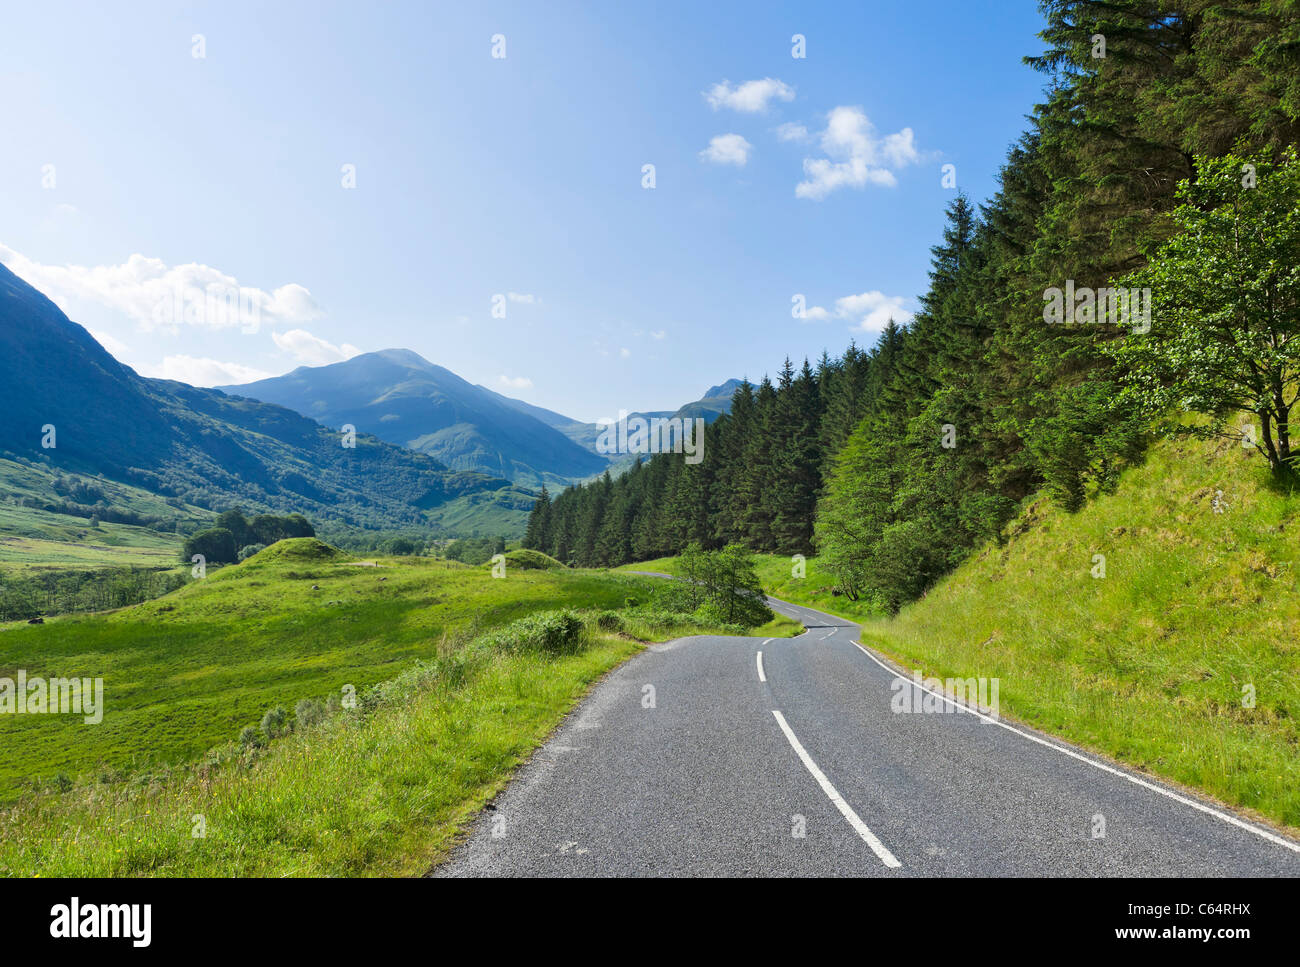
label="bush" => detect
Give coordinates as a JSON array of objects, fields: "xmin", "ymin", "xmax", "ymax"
[
  {"xmin": 260, "ymin": 706, "xmax": 289, "ymax": 740},
  {"xmin": 237, "ymin": 543, "xmax": 267, "ymax": 562},
  {"xmin": 594, "ymin": 610, "xmax": 624, "ymax": 632},
  {"xmin": 481, "ymin": 609, "xmax": 586, "ymax": 655},
  {"xmin": 238, "ymin": 726, "xmax": 258, "ymax": 748},
  {"xmin": 294, "ymin": 698, "xmax": 325, "ymax": 729}
]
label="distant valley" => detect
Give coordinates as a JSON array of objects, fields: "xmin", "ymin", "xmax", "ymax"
[
  {"xmin": 0, "ymin": 261, "xmax": 739, "ymax": 547},
  {"xmin": 219, "ymin": 351, "xmax": 740, "ymax": 489}
]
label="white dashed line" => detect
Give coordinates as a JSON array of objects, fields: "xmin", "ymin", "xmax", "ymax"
[
  {"xmin": 756, "ymin": 651, "xmax": 766, "ymax": 682},
  {"xmin": 771, "ymin": 710, "xmax": 902, "ymax": 869}
]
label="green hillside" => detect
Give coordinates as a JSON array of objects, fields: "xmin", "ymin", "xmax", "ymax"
[
  {"xmin": 621, "ymin": 433, "xmax": 1300, "ymax": 834},
  {"xmin": 0, "ymin": 262, "xmax": 523, "ymax": 545},
  {"xmin": 0, "ymin": 538, "xmax": 797, "ymax": 875},
  {"xmin": 0, "ymin": 540, "xmax": 642, "ymax": 799}
]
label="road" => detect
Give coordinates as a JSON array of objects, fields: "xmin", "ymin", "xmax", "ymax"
[{"xmin": 436, "ymin": 591, "xmax": 1300, "ymax": 877}]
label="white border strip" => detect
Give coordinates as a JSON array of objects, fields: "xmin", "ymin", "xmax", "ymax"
[
  {"xmin": 851, "ymin": 640, "xmax": 1300, "ymax": 855},
  {"xmin": 756, "ymin": 651, "xmax": 767, "ymax": 683},
  {"xmin": 771, "ymin": 709, "xmax": 902, "ymax": 868}
]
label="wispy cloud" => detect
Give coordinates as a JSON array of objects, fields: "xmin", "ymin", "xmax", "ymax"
[
  {"xmin": 796, "ymin": 106, "xmax": 922, "ymax": 200},
  {"xmin": 498, "ymin": 374, "xmax": 533, "ymax": 390},
  {"xmin": 705, "ymin": 78, "xmax": 794, "ymax": 113},
  {"xmin": 700, "ymin": 133, "xmax": 752, "ymax": 166},
  {"xmin": 87, "ymin": 328, "xmax": 131, "ymax": 359},
  {"xmin": 141, "ymin": 355, "xmax": 275, "ymax": 387},
  {"xmin": 776, "ymin": 121, "xmax": 811, "ymax": 143}
]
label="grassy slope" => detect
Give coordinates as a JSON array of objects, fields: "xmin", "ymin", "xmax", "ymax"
[
  {"xmin": 0, "ymin": 541, "xmax": 653, "ymax": 799},
  {"xmin": 0, "ymin": 458, "xmax": 198, "ymax": 570},
  {"xmin": 0, "ymin": 538, "xmax": 797, "ymax": 875},
  {"xmin": 622, "ymin": 435, "xmax": 1300, "ymax": 832},
  {"xmin": 3, "ymin": 637, "xmax": 643, "ymax": 876}
]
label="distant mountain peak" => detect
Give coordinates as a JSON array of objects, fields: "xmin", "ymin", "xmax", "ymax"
[
  {"xmin": 370, "ymin": 348, "xmax": 433, "ymax": 368},
  {"xmin": 703, "ymin": 378, "xmax": 743, "ymax": 399}
]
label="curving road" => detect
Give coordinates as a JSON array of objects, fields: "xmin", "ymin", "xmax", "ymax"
[{"xmin": 435, "ymin": 592, "xmax": 1300, "ymax": 877}]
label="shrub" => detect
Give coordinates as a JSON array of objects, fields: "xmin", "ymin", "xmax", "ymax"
[
  {"xmin": 481, "ymin": 609, "xmax": 586, "ymax": 655},
  {"xmin": 594, "ymin": 610, "xmax": 623, "ymax": 632},
  {"xmin": 237, "ymin": 543, "xmax": 267, "ymax": 562},
  {"xmin": 294, "ymin": 698, "xmax": 325, "ymax": 729},
  {"xmin": 260, "ymin": 706, "xmax": 289, "ymax": 740},
  {"xmin": 238, "ymin": 726, "xmax": 259, "ymax": 747}
]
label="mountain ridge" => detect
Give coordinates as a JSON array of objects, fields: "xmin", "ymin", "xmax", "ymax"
[
  {"xmin": 0, "ymin": 263, "xmax": 520, "ymax": 533},
  {"xmin": 220, "ymin": 349, "xmax": 742, "ymax": 488}
]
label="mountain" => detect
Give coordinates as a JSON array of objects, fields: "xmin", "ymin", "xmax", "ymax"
[
  {"xmin": 219, "ymin": 350, "xmax": 610, "ymax": 490},
  {"xmin": 0, "ymin": 263, "xmax": 522, "ymax": 533},
  {"xmin": 490, "ymin": 377, "xmax": 743, "ymax": 462},
  {"xmin": 493, "ymin": 377, "xmax": 744, "ymax": 477}
]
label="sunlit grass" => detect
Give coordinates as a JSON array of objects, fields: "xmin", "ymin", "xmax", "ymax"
[{"xmin": 0, "ymin": 538, "xmax": 798, "ymax": 875}]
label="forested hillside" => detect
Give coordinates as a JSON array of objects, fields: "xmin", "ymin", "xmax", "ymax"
[{"xmin": 528, "ymin": 0, "xmax": 1300, "ymax": 610}]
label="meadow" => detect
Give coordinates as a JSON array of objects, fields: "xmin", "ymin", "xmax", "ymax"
[{"xmin": 0, "ymin": 537, "xmax": 797, "ymax": 875}]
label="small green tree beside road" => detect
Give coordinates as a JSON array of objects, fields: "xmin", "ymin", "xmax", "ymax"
[{"xmin": 1111, "ymin": 150, "xmax": 1300, "ymax": 481}]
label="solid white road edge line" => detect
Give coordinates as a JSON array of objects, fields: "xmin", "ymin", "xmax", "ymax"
[
  {"xmin": 850, "ymin": 640, "xmax": 1300, "ymax": 855},
  {"xmin": 756, "ymin": 651, "xmax": 767, "ymax": 683},
  {"xmin": 771, "ymin": 709, "xmax": 902, "ymax": 869}
]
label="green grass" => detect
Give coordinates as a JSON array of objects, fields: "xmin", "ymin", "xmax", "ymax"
[
  {"xmin": 0, "ymin": 457, "xmax": 202, "ymax": 570},
  {"xmin": 0, "ymin": 634, "xmax": 642, "ymax": 876},
  {"xmin": 0, "ymin": 537, "xmax": 797, "ymax": 875},
  {"xmin": 0, "ymin": 539, "xmax": 667, "ymax": 802},
  {"xmin": 621, "ymin": 435, "xmax": 1300, "ymax": 834}
]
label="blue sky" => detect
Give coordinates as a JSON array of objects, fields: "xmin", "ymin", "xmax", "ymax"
[{"xmin": 1, "ymin": 0, "xmax": 1047, "ymax": 422}]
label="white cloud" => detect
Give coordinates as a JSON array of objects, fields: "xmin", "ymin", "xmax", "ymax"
[
  {"xmin": 619, "ymin": 347, "xmax": 631, "ymax": 358},
  {"xmin": 140, "ymin": 355, "xmax": 275, "ymax": 387},
  {"xmin": 795, "ymin": 106, "xmax": 922, "ymax": 200},
  {"xmin": 272, "ymin": 328, "xmax": 361, "ymax": 366},
  {"xmin": 87, "ymin": 328, "xmax": 131, "ymax": 359},
  {"xmin": 498, "ymin": 374, "xmax": 534, "ymax": 391},
  {"xmin": 798, "ymin": 290, "xmax": 912, "ymax": 332},
  {"xmin": 700, "ymin": 133, "xmax": 752, "ymax": 166},
  {"xmin": 834, "ymin": 291, "xmax": 914, "ymax": 331},
  {"xmin": 776, "ymin": 122, "xmax": 810, "ymax": 143},
  {"xmin": 0, "ymin": 243, "xmax": 322, "ymax": 331},
  {"xmin": 650, "ymin": 330, "xmax": 666, "ymax": 340},
  {"xmin": 507, "ymin": 292, "xmax": 536, "ymax": 304},
  {"xmin": 705, "ymin": 78, "xmax": 794, "ymax": 113}
]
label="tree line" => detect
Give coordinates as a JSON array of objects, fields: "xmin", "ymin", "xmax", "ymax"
[
  {"xmin": 526, "ymin": 1, "xmax": 1300, "ymax": 612},
  {"xmin": 182, "ymin": 509, "xmax": 316, "ymax": 565}
]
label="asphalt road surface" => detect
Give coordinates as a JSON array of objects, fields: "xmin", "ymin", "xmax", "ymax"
[{"xmin": 436, "ymin": 591, "xmax": 1300, "ymax": 877}]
